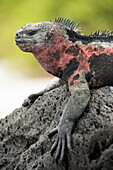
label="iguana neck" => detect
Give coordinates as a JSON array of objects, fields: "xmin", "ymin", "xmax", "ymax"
[{"xmin": 32, "ymin": 35, "xmax": 67, "ymax": 77}]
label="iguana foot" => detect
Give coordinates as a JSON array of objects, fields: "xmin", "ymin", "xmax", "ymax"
[
  {"xmin": 22, "ymin": 89, "xmax": 47, "ymax": 107},
  {"xmin": 22, "ymin": 93, "xmax": 40, "ymax": 107},
  {"xmin": 48, "ymin": 121, "xmax": 74, "ymax": 162}
]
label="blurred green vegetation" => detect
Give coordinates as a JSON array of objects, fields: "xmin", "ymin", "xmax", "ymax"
[{"xmin": 0, "ymin": 0, "xmax": 113, "ymax": 77}]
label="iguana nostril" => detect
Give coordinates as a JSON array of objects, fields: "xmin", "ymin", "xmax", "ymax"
[
  {"xmin": 16, "ymin": 33, "xmax": 19, "ymax": 37},
  {"xmin": 16, "ymin": 32, "xmax": 20, "ymax": 38},
  {"xmin": 15, "ymin": 32, "xmax": 21, "ymax": 39}
]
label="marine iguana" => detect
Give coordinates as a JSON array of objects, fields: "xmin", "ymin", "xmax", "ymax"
[{"xmin": 15, "ymin": 17, "xmax": 113, "ymax": 162}]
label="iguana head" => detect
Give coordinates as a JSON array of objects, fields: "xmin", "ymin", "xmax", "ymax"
[
  {"xmin": 15, "ymin": 22, "xmax": 56, "ymax": 52},
  {"xmin": 15, "ymin": 17, "xmax": 80, "ymax": 77}
]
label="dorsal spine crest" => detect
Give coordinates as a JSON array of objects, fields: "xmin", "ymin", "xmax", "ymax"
[
  {"xmin": 90, "ymin": 29, "xmax": 113, "ymax": 37},
  {"xmin": 53, "ymin": 17, "xmax": 80, "ymax": 31}
]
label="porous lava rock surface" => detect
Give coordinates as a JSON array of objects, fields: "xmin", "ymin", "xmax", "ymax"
[{"xmin": 0, "ymin": 84, "xmax": 113, "ymax": 170}]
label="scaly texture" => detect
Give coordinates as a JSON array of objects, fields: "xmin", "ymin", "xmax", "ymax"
[{"xmin": 15, "ymin": 17, "xmax": 113, "ymax": 161}]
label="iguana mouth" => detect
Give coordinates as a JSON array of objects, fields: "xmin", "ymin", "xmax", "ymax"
[
  {"xmin": 15, "ymin": 40, "xmax": 23, "ymax": 46},
  {"xmin": 15, "ymin": 39, "xmax": 33, "ymax": 52},
  {"xmin": 15, "ymin": 38, "xmax": 30, "ymax": 44},
  {"xmin": 15, "ymin": 35, "xmax": 33, "ymax": 52}
]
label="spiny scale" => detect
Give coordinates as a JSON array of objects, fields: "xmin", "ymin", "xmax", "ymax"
[
  {"xmin": 90, "ymin": 29, "xmax": 113, "ymax": 37},
  {"xmin": 54, "ymin": 17, "xmax": 80, "ymax": 30}
]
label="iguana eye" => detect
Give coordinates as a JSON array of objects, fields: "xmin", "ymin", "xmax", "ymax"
[
  {"xmin": 27, "ymin": 30, "xmax": 37, "ymax": 36},
  {"xmin": 45, "ymin": 32, "xmax": 52, "ymax": 42}
]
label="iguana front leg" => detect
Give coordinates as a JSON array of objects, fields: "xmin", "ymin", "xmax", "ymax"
[
  {"xmin": 22, "ymin": 77, "xmax": 66, "ymax": 107},
  {"xmin": 49, "ymin": 74, "xmax": 90, "ymax": 161}
]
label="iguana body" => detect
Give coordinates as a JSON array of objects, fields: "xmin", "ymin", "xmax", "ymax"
[{"xmin": 15, "ymin": 17, "xmax": 113, "ymax": 161}]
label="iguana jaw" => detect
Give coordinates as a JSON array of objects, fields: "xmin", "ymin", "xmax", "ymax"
[{"xmin": 15, "ymin": 38, "xmax": 33, "ymax": 52}]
